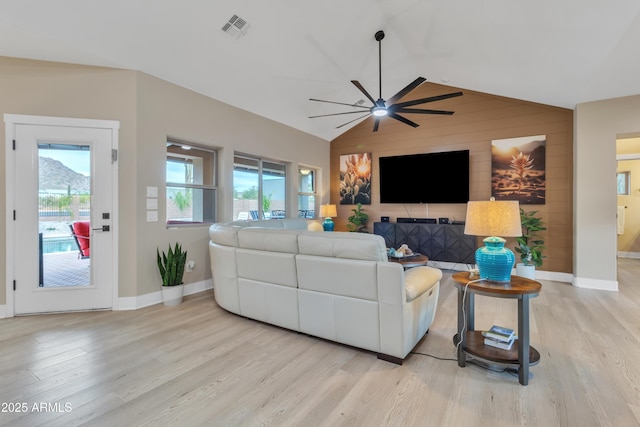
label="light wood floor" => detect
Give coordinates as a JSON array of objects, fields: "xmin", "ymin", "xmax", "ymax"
[{"xmin": 2, "ymin": 260, "xmax": 640, "ymax": 427}]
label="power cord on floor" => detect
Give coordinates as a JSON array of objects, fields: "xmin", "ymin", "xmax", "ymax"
[
  {"xmin": 409, "ymin": 351, "xmax": 457, "ymax": 361},
  {"xmin": 454, "ymin": 277, "xmax": 483, "ymax": 355},
  {"xmin": 409, "ymin": 352, "xmax": 523, "ymax": 376},
  {"xmin": 410, "ymin": 277, "xmax": 515, "ymax": 375}
]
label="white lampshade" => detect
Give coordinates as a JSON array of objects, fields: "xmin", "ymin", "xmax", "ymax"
[
  {"xmin": 320, "ymin": 204, "xmax": 337, "ymax": 218},
  {"xmin": 464, "ymin": 200, "xmax": 522, "ymax": 237},
  {"xmin": 464, "ymin": 199, "xmax": 522, "ymax": 283}
]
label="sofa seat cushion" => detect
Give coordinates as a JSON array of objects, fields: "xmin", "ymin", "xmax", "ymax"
[{"xmin": 404, "ymin": 266, "xmax": 443, "ymax": 302}]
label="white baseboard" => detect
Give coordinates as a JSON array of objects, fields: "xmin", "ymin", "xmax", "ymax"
[
  {"xmin": 572, "ymin": 276, "xmax": 618, "ymax": 291},
  {"xmin": 114, "ymin": 279, "xmax": 213, "ymax": 311},
  {"xmin": 534, "ymin": 270, "xmax": 574, "ymax": 283},
  {"xmin": 0, "ymin": 280, "xmax": 213, "ymax": 317},
  {"xmin": 618, "ymin": 251, "xmax": 640, "ymax": 259}
]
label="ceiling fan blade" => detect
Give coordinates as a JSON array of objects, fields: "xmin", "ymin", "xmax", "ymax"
[
  {"xmin": 393, "ymin": 107, "xmax": 455, "ymax": 115},
  {"xmin": 373, "ymin": 118, "xmax": 381, "ymax": 132},
  {"xmin": 351, "ymin": 80, "xmax": 377, "ymax": 105},
  {"xmin": 336, "ymin": 113, "xmax": 372, "ymax": 129},
  {"xmin": 309, "ymin": 110, "xmax": 373, "ymax": 119},
  {"xmin": 389, "ymin": 112, "xmax": 419, "ymax": 128},
  {"xmin": 393, "ymin": 91, "xmax": 463, "ymax": 109},
  {"xmin": 387, "ymin": 77, "xmax": 427, "ymax": 104},
  {"xmin": 309, "ymin": 98, "xmax": 370, "ymax": 109}
]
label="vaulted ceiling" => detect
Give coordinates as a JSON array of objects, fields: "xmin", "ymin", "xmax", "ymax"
[{"xmin": 2, "ymin": 1, "xmax": 640, "ymax": 141}]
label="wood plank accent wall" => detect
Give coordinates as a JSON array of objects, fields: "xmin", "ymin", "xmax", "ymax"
[{"xmin": 330, "ymin": 82, "xmax": 573, "ymax": 274}]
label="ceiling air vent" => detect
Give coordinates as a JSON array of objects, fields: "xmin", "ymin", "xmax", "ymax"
[{"xmin": 222, "ymin": 15, "xmax": 251, "ymax": 39}]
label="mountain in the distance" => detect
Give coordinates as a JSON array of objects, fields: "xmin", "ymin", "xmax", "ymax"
[{"xmin": 39, "ymin": 157, "xmax": 90, "ymax": 193}]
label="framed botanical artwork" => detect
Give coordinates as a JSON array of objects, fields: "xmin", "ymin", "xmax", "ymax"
[
  {"xmin": 339, "ymin": 153, "xmax": 371, "ymax": 204},
  {"xmin": 491, "ymin": 135, "xmax": 546, "ymax": 204}
]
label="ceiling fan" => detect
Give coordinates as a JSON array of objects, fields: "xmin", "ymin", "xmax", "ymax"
[{"xmin": 309, "ymin": 30, "xmax": 463, "ymax": 132}]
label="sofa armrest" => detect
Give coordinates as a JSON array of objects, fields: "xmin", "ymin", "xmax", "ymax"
[{"xmin": 404, "ymin": 267, "xmax": 442, "ymax": 302}]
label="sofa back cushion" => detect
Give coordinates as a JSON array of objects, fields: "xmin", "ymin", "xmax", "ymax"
[
  {"xmin": 298, "ymin": 231, "xmax": 388, "ymax": 261},
  {"xmin": 238, "ymin": 228, "xmax": 302, "ymax": 253},
  {"xmin": 209, "ymin": 223, "xmax": 242, "ymax": 247},
  {"xmin": 234, "ymin": 228, "xmax": 302, "ymax": 288},
  {"xmin": 297, "ymin": 255, "xmax": 379, "ymax": 300},
  {"xmin": 237, "ymin": 249, "xmax": 298, "ymax": 288},
  {"xmin": 281, "ymin": 218, "xmax": 310, "ymax": 229}
]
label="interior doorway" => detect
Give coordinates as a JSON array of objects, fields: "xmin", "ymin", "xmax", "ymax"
[
  {"xmin": 616, "ymin": 136, "xmax": 640, "ymax": 261},
  {"xmin": 4, "ymin": 114, "xmax": 119, "ymax": 315}
]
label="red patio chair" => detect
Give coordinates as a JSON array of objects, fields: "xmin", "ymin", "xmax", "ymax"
[{"xmin": 69, "ymin": 221, "xmax": 90, "ymax": 259}]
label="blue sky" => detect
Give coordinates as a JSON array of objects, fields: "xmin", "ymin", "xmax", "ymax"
[{"xmin": 40, "ymin": 149, "xmax": 90, "ymax": 176}]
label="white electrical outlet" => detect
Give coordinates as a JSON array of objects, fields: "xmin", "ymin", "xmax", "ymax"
[{"xmin": 186, "ymin": 260, "xmax": 195, "ymax": 272}]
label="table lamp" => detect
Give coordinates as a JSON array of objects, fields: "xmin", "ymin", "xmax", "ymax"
[
  {"xmin": 319, "ymin": 204, "xmax": 337, "ymax": 231},
  {"xmin": 464, "ymin": 198, "xmax": 522, "ymax": 283}
]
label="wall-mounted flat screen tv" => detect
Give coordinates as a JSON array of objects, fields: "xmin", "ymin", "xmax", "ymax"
[{"xmin": 379, "ymin": 150, "xmax": 469, "ymax": 203}]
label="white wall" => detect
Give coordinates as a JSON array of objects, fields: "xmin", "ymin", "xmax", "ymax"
[
  {"xmin": 0, "ymin": 56, "xmax": 329, "ymax": 308},
  {"xmin": 134, "ymin": 72, "xmax": 330, "ymax": 297}
]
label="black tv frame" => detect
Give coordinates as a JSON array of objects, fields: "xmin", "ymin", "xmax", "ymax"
[{"xmin": 379, "ymin": 150, "xmax": 470, "ymax": 204}]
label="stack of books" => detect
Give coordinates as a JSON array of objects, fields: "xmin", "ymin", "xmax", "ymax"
[{"xmin": 482, "ymin": 325, "xmax": 516, "ymax": 350}]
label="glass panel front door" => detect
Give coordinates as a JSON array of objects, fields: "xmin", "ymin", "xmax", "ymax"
[{"xmin": 38, "ymin": 143, "xmax": 91, "ymax": 288}]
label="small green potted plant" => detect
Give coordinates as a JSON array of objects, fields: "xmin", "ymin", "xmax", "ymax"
[
  {"xmin": 514, "ymin": 209, "xmax": 546, "ymax": 279},
  {"xmin": 157, "ymin": 242, "xmax": 188, "ymax": 306},
  {"xmin": 347, "ymin": 202, "xmax": 369, "ymax": 232}
]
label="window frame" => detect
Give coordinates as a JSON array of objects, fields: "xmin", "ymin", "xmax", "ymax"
[
  {"xmin": 233, "ymin": 154, "xmax": 287, "ymax": 221},
  {"xmin": 297, "ymin": 167, "xmax": 317, "ymax": 219},
  {"xmin": 166, "ymin": 139, "xmax": 218, "ymax": 227},
  {"xmin": 617, "ymin": 171, "xmax": 631, "ymax": 195}
]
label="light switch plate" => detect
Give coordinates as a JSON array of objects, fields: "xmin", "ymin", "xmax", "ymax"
[{"xmin": 147, "ymin": 210, "xmax": 158, "ymax": 222}]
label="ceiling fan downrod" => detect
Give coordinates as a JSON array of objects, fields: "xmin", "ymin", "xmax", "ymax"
[
  {"xmin": 308, "ymin": 29, "xmax": 463, "ymax": 132},
  {"xmin": 375, "ymin": 30, "xmax": 384, "ymax": 102}
]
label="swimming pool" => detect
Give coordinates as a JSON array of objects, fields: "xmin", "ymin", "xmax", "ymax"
[{"xmin": 41, "ymin": 236, "xmax": 77, "ymax": 254}]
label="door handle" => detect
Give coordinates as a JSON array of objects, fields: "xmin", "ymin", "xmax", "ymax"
[{"xmin": 92, "ymin": 225, "xmax": 110, "ymax": 232}]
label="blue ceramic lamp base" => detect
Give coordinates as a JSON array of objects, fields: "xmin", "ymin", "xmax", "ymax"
[
  {"xmin": 475, "ymin": 236, "xmax": 515, "ymax": 283},
  {"xmin": 323, "ymin": 217, "xmax": 335, "ymax": 232}
]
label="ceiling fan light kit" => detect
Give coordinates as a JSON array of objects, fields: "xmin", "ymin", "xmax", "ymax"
[
  {"xmin": 309, "ymin": 30, "xmax": 463, "ymax": 132},
  {"xmin": 372, "ymin": 105, "xmax": 388, "ymax": 117}
]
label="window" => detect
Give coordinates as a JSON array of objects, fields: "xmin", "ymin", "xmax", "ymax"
[
  {"xmin": 233, "ymin": 155, "xmax": 286, "ymax": 220},
  {"xmin": 166, "ymin": 140, "xmax": 217, "ymax": 225},
  {"xmin": 297, "ymin": 168, "xmax": 316, "ymax": 218},
  {"xmin": 617, "ymin": 171, "xmax": 630, "ymax": 195}
]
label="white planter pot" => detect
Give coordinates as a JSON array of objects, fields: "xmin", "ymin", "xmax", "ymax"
[
  {"xmin": 515, "ymin": 263, "xmax": 536, "ymax": 280},
  {"xmin": 161, "ymin": 284, "xmax": 184, "ymax": 307}
]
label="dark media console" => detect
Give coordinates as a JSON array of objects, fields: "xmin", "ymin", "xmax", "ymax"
[{"xmin": 374, "ymin": 222, "xmax": 477, "ymax": 264}]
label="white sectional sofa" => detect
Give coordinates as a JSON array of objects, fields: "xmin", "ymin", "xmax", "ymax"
[{"xmin": 208, "ymin": 218, "xmax": 442, "ymax": 364}]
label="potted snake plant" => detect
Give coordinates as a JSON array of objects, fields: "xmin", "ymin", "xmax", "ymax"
[{"xmin": 157, "ymin": 242, "xmax": 187, "ymax": 306}]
